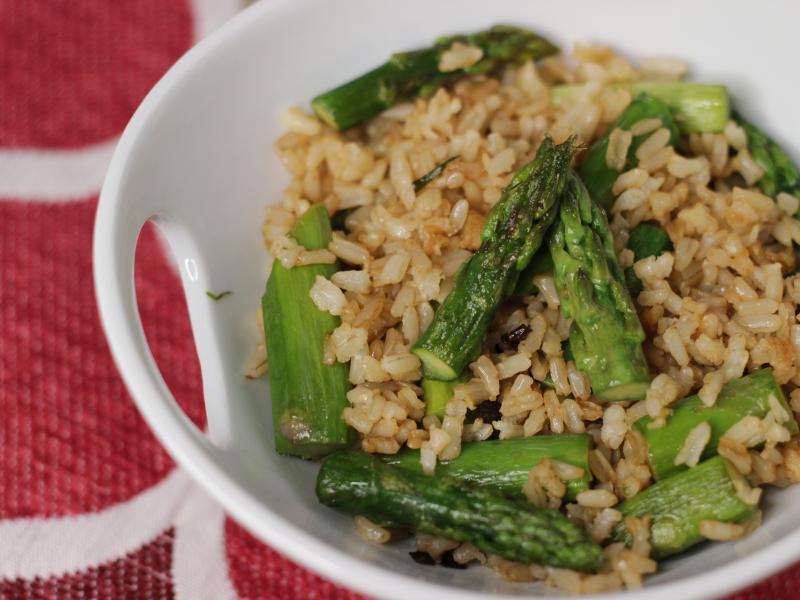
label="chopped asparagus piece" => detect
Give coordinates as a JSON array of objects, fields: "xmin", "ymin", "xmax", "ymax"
[
  {"xmin": 735, "ymin": 113, "xmax": 800, "ymax": 273},
  {"xmin": 317, "ymin": 451, "xmax": 605, "ymax": 570},
  {"xmin": 615, "ymin": 456, "xmax": 757, "ymax": 557},
  {"xmin": 423, "ymin": 371, "xmax": 470, "ymax": 418},
  {"xmin": 635, "ymin": 368, "xmax": 797, "ymax": 480},
  {"xmin": 626, "ymin": 82, "xmax": 730, "ymax": 133},
  {"xmin": 262, "ymin": 204, "xmax": 353, "ymax": 458},
  {"xmin": 312, "ymin": 26, "xmax": 558, "ymax": 130},
  {"xmin": 735, "ymin": 114, "xmax": 800, "ymax": 214},
  {"xmin": 412, "ymin": 137, "xmax": 576, "ymax": 380},
  {"xmin": 577, "ymin": 94, "xmax": 679, "ymax": 211},
  {"xmin": 624, "ymin": 221, "xmax": 673, "ymax": 297},
  {"xmin": 549, "ymin": 171, "xmax": 651, "ymax": 401},
  {"xmin": 627, "ymin": 221, "xmax": 674, "ymax": 261},
  {"xmin": 553, "ymin": 82, "xmax": 730, "ymax": 133},
  {"xmin": 383, "ymin": 435, "xmax": 592, "ymax": 501}
]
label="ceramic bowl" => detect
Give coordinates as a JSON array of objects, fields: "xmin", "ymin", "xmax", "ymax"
[{"xmin": 94, "ymin": 0, "xmax": 800, "ymax": 597}]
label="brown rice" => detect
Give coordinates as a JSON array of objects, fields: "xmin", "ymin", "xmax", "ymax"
[{"xmin": 260, "ymin": 39, "xmax": 800, "ymax": 592}]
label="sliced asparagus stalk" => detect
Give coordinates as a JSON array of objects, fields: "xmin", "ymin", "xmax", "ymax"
[
  {"xmin": 625, "ymin": 82, "xmax": 729, "ymax": 133},
  {"xmin": 262, "ymin": 204, "xmax": 353, "ymax": 458},
  {"xmin": 577, "ymin": 94, "xmax": 679, "ymax": 211},
  {"xmin": 422, "ymin": 371, "xmax": 470, "ymax": 418},
  {"xmin": 549, "ymin": 171, "xmax": 651, "ymax": 401},
  {"xmin": 312, "ymin": 26, "xmax": 558, "ymax": 130},
  {"xmin": 553, "ymin": 82, "xmax": 730, "ymax": 133},
  {"xmin": 736, "ymin": 114, "xmax": 800, "ymax": 205},
  {"xmin": 615, "ymin": 456, "xmax": 757, "ymax": 557},
  {"xmin": 412, "ymin": 137, "xmax": 576, "ymax": 380},
  {"xmin": 383, "ymin": 435, "xmax": 592, "ymax": 501},
  {"xmin": 734, "ymin": 113, "xmax": 800, "ymax": 272},
  {"xmin": 624, "ymin": 221, "xmax": 673, "ymax": 296},
  {"xmin": 317, "ymin": 451, "xmax": 605, "ymax": 570},
  {"xmin": 627, "ymin": 221, "xmax": 673, "ymax": 261},
  {"xmin": 636, "ymin": 368, "xmax": 797, "ymax": 480}
]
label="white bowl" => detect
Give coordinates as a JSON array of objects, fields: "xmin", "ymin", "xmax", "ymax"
[{"xmin": 94, "ymin": 0, "xmax": 800, "ymax": 597}]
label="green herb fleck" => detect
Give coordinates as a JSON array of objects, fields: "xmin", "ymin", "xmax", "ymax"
[
  {"xmin": 412, "ymin": 156, "xmax": 460, "ymax": 192},
  {"xmin": 207, "ymin": 290, "xmax": 233, "ymax": 302}
]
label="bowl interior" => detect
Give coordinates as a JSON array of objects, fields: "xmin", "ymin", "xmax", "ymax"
[{"xmin": 102, "ymin": 0, "xmax": 800, "ymax": 597}]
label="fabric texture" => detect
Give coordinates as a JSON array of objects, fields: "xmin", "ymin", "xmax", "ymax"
[{"xmin": 0, "ymin": 1, "xmax": 797, "ymax": 598}]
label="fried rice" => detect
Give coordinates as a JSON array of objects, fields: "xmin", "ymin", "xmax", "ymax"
[{"xmin": 256, "ymin": 41, "xmax": 800, "ymax": 593}]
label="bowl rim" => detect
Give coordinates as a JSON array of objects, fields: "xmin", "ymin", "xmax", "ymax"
[{"xmin": 94, "ymin": 1, "xmax": 800, "ymax": 598}]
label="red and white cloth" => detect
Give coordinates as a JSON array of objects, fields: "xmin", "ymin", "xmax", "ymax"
[{"xmin": 0, "ymin": 2, "xmax": 798, "ymax": 598}]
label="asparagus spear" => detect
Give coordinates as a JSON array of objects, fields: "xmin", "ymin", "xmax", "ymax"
[
  {"xmin": 635, "ymin": 368, "xmax": 798, "ymax": 480},
  {"xmin": 512, "ymin": 247, "xmax": 554, "ymax": 296},
  {"xmin": 422, "ymin": 371, "xmax": 471, "ymax": 418},
  {"xmin": 578, "ymin": 94, "xmax": 679, "ymax": 211},
  {"xmin": 383, "ymin": 435, "xmax": 592, "ymax": 501},
  {"xmin": 549, "ymin": 171, "xmax": 651, "ymax": 401},
  {"xmin": 734, "ymin": 114, "xmax": 800, "ymax": 272},
  {"xmin": 412, "ymin": 137, "xmax": 576, "ymax": 380},
  {"xmin": 553, "ymin": 82, "xmax": 730, "ymax": 133},
  {"xmin": 615, "ymin": 456, "xmax": 756, "ymax": 557},
  {"xmin": 735, "ymin": 114, "xmax": 800, "ymax": 214},
  {"xmin": 624, "ymin": 221, "xmax": 674, "ymax": 296},
  {"xmin": 626, "ymin": 82, "xmax": 729, "ymax": 133},
  {"xmin": 317, "ymin": 451, "xmax": 605, "ymax": 570},
  {"xmin": 312, "ymin": 26, "xmax": 558, "ymax": 131},
  {"xmin": 262, "ymin": 204, "xmax": 353, "ymax": 458}
]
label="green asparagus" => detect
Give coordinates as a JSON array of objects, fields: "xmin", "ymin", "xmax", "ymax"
[
  {"xmin": 412, "ymin": 137, "xmax": 576, "ymax": 380},
  {"xmin": 262, "ymin": 204, "xmax": 353, "ymax": 458},
  {"xmin": 627, "ymin": 221, "xmax": 673, "ymax": 261},
  {"xmin": 422, "ymin": 371, "xmax": 470, "ymax": 418},
  {"xmin": 735, "ymin": 114, "xmax": 800, "ymax": 272},
  {"xmin": 549, "ymin": 171, "xmax": 651, "ymax": 401},
  {"xmin": 624, "ymin": 221, "xmax": 673, "ymax": 296},
  {"xmin": 383, "ymin": 435, "xmax": 592, "ymax": 501},
  {"xmin": 317, "ymin": 451, "xmax": 605, "ymax": 570},
  {"xmin": 553, "ymin": 82, "xmax": 730, "ymax": 133},
  {"xmin": 635, "ymin": 368, "xmax": 798, "ymax": 480},
  {"xmin": 615, "ymin": 456, "xmax": 757, "ymax": 557},
  {"xmin": 578, "ymin": 94, "xmax": 679, "ymax": 211},
  {"xmin": 736, "ymin": 114, "xmax": 800, "ymax": 214},
  {"xmin": 512, "ymin": 247, "xmax": 554, "ymax": 296},
  {"xmin": 312, "ymin": 26, "xmax": 558, "ymax": 130}
]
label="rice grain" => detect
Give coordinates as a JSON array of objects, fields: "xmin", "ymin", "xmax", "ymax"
[
  {"xmin": 674, "ymin": 421, "xmax": 711, "ymax": 467},
  {"xmin": 698, "ymin": 520, "xmax": 745, "ymax": 542}
]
